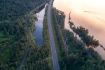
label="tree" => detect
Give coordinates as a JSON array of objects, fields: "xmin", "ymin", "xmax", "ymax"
[{"xmin": 69, "ymin": 21, "xmax": 100, "ymax": 48}]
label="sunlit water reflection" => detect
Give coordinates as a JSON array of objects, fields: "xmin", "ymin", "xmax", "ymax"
[{"xmin": 33, "ymin": 6, "xmax": 46, "ymax": 46}]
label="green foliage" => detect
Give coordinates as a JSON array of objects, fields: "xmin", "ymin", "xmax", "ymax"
[
  {"xmin": 23, "ymin": 46, "xmax": 51, "ymax": 70},
  {"xmin": 22, "ymin": 7, "xmax": 51, "ymax": 70},
  {"xmin": 52, "ymin": 8, "xmax": 66, "ymax": 60},
  {"xmin": 0, "ymin": 0, "xmax": 48, "ymax": 21},
  {"xmin": 0, "ymin": 0, "xmax": 50, "ymax": 70},
  {"xmin": 61, "ymin": 30, "xmax": 105, "ymax": 70},
  {"xmin": 69, "ymin": 22, "xmax": 100, "ymax": 47}
]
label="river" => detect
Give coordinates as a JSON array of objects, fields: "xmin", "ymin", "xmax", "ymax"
[
  {"xmin": 53, "ymin": 0, "xmax": 105, "ymax": 59},
  {"xmin": 33, "ymin": 6, "xmax": 46, "ymax": 46}
]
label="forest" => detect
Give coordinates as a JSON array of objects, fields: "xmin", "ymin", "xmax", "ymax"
[
  {"xmin": 1, "ymin": 0, "xmax": 105, "ymax": 70},
  {"xmin": 0, "ymin": 0, "xmax": 51, "ymax": 70}
]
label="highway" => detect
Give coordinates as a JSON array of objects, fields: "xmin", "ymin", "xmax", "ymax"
[{"xmin": 47, "ymin": 0, "xmax": 60, "ymax": 70}]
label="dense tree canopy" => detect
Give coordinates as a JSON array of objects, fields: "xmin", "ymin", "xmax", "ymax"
[
  {"xmin": 0, "ymin": 0, "xmax": 50, "ymax": 70},
  {"xmin": 69, "ymin": 21, "xmax": 100, "ymax": 47},
  {"xmin": 61, "ymin": 30, "xmax": 105, "ymax": 70}
]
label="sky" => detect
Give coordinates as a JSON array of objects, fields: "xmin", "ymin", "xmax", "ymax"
[
  {"xmin": 68, "ymin": 0, "xmax": 105, "ymax": 45},
  {"xmin": 69, "ymin": 0, "xmax": 105, "ymax": 18},
  {"xmin": 54, "ymin": 0, "xmax": 105, "ymax": 16},
  {"xmin": 53, "ymin": 0, "xmax": 105, "ymax": 46}
]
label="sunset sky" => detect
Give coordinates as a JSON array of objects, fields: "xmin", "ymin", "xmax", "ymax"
[
  {"xmin": 69, "ymin": 0, "xmax": 105, "ymax": 19},
  {"xmin": 54, "ymin": 0, "xmax": 105, "ymax": 17},
  {"xmin": 53, "ymin": 0, "xmax": 105, "ymax": 29},
  {"xmin": 54, "ymin": 0, "xmax": 105, "ymax": 31}
]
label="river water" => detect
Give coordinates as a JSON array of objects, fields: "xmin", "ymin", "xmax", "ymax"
[
  {"xmin": 53, "ymin": 0, "xmax": 105, "ymax": 59},
  {"xmin": 33, "ymin": 6, "xmax": 46, "ymax": 46}
]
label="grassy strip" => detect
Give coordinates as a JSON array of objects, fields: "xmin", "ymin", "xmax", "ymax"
[
  {"xmin": 51, "ymin": 8, "xmax": 66, "ymax": 60},
  {"xmin": 43, "ymin": 6, "xmax": 52, "ymax": 70},
  {"xmin": 51, "ymin": 13, "xmax": 61, "ymax": 60}
]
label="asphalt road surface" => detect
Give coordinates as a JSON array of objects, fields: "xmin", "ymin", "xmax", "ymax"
[{"xmin": 47, "ymin": 0, "xmax": 60, "ymax": 70}]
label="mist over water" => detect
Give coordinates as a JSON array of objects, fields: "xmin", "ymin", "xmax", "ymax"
[{"xmin": 53, "ymin": 0, "xmax": 105, "ymax": 59}]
